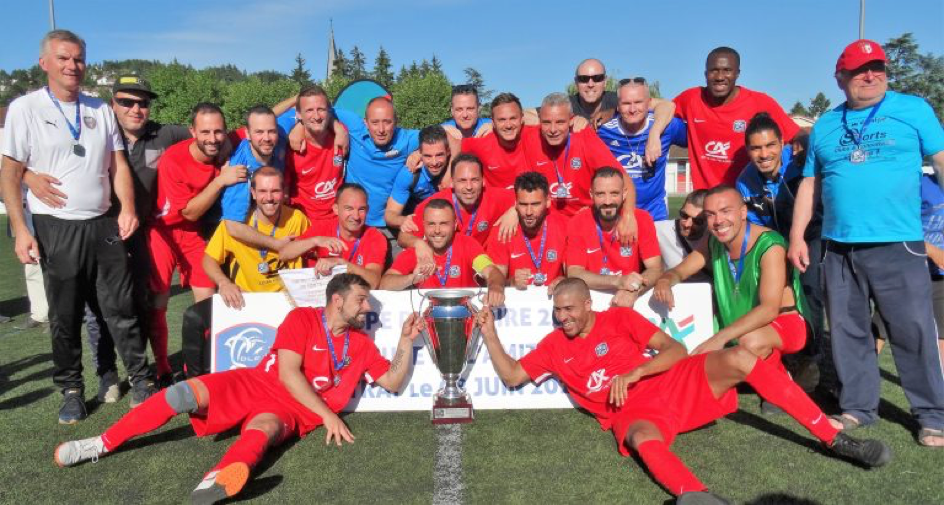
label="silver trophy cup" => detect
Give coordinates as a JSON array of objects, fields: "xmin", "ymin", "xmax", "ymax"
[{"xmin": 420, "ymin": 289, "xmax": 482, "ymax": 423}]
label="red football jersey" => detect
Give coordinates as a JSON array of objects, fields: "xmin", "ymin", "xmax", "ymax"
[
  {"xmin": 390, "ymin": 234, "xmax": 489, "ymax": 289},
  {"xmin": 673, "ymin": 86, "xmax": 800, "ymax": 189},
  {"xmin": 519, "ymin": 308, "xmax": 661, "ymax": 419},
  {"xmin": 259, "ymin": 307, "xmax": 390, "ymax": 413},
  {"xmin": 485, "ymin": 213, "xmax": 568, "ymax": 286},
  {"xmin": 460, "ymin": 125, "xmax": 536, "ymax": 189},
  {"xmin": 297, "ymin": 218, "xmax": 388, "ymax": 268},
  {"xmin": 286, "ymin": 135, "xmax": 344, "ymax": 221},
  {"xmin": 410, "ymin": 188, "xmax": 514, "ymax": 246},
  {"xmin": 520, "ymin": 128, "xmax": 621, "ymax": 217},
  {"xmin": 565, "ymin": 208, "xmax": 660, "ymax": 276},
  {"xmin": 152, "ymin": 139, "xmax": 220, "ymax": 229}
]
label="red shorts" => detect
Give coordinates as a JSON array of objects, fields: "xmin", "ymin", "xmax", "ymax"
[
  {"xmin": 189, "ymin": 368, "xmax": 323, "ymax": 439},
  {"xmin": 148, "ymin": 225, "xmax": 213, "ymax": 292},
  {"xmin": 770, "ymin": 312, "xmax": 808, "ymax": 355},
  {"xmin": 610, "ymin": 354, "xmax": 738, "ymax": 456}
]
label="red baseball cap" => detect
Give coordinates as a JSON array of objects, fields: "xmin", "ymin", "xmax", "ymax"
[{"xmin": 836, "ymin": 39, "xmax": 887, "ymax": 73}]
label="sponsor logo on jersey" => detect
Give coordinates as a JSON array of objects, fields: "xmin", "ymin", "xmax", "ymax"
[
  {"xmin": 586, "ymin": 368, "xmax": 610, "ymax": 394},
  {"xmin": 733, "ymin": 119, "xmax": 747, "ymax": 133},
  {"xmin": 216, "ymin": 323, "xmax": 277, "ymax": 370},
  {"xmin": 610, "ymin": 140, "xmax": 620, "ymax": 146},
  {"xmin": 511, "ymin": 252, "xmax": 526, "ymax": 259},
  {"xmin": 384, "ymin": 149, "xmax": 401, "ymax": 158},
  {"xmin": 311, "ymin": 376, "xmax": 331, "ymax": 391},
  {"xmin": 704, "ymin": 141, "xmax": 731, "ymax": 159},
  {"xmin": 548, "ymin": 181, "xmax": 574, "ymax": 198},
  {"xmin": 313, "ymin": 178, "xmax": 339, "ymax": 200},
  {"xmin": 83, "ymin": 116, "xmax": 97, "ymax": 129}
]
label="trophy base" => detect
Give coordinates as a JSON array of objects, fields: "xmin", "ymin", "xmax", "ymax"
[{"xmin": 431, "ymin": 398, "xmax": 474, "ymax": 424}]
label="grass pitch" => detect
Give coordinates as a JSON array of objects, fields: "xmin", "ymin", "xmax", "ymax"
[{"xmin": 1, "ymin": 214, "xmax": 942, "ymax": 505}]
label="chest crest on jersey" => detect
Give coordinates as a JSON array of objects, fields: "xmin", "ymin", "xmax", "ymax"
[
  {"xmin": 595, "ymin": 342, "xmax": 609, "ymax": 357},
  {"xmin": 547, "ymin": 249, "xmax": 558, "ymax": 262},
  {"xmin": 571, "ymin": 157, "xmax": 582, "ymax": 170},
  {"xmin": 448, "ymin": 265, "xmax": 461, "ymax": 278},
  {"xmin": 620, "ymin": 245, "xmax": 633, "ymax": 257},
  {"xmin": 732, "ymin": 119, "xmax": 746, "ymax": 133}
]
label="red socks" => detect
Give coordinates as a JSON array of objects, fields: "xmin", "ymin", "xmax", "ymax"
[
  {"xmin": 150, "ymin": 308, "xmax": 171, "ymax": 376},
  {"xmin": 101, "ymin": 390, "xmax": 177, "ymax": 451},
  {"xmin": 635, "ymin": 439, "xmax": 706, "ymax": 496},
  {"xmin": 211, "ymin": 429, "xmax": 270, "ymax": 473},
  {"xmin": 745, "ymin": 357, "xmax": 839, "ymax": 443}
]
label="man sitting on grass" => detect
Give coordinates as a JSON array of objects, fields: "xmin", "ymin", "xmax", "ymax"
[{"xmin": 54, "ymin": 273, "xmax": 423, "ymax": 505}]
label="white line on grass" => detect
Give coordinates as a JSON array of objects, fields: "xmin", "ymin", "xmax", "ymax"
[{"xmin": 433, "ymin": 424, "xmax": 463, "ymax": 505}]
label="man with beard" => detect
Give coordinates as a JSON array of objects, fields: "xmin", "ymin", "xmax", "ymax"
[
  {"xmin": 54, "ymin": 273, "xmax": 424, "ymax": 504},
  {"xmin": 597, "ymin": 78, "xmax": 688, "ymax": 220},
  {"xmin": 662, "ymin": 47, "xmax": 799, "ymax": 189},
  {"xmin": 177, "ymin": 166, "xmax": 309, "ymax": 377},
  {"xmin": 220, "ymin": 106, "xmax": 285, "ymax": 222},
  {"xmin": 281, "ymin": 183, "xmax": 388, "ymax": 289},
  {"xmin": 653, "ymin": 186, "xmax": 809, "ymax": 376},
  {"xmin": 486, "ymin": 172, "xmax": 568, "ymax": 292},
  {"xmin": 148, "ymin": 103, "xmax": 247, "ymax": 384},
  {"xmin": 381, "ymin": 198, "xmax": 506, "ymax": 307},
  {"xmin": 385, "ymin": 125, "xmax": 451, "ymax": 231},
  {"xmin": 654, "ymin": 189, "xmax": 709, "ymax": 275},
  {"xmin": 566, "ymin": 167, "xmax": 662, "ymax": 308},
  {"xmin": 477, "ymin": 277, "xmax": 890, "ymax": 504}
]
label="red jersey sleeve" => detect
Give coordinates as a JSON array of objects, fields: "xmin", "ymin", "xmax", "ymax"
[
  {"xmin": 361, "ymin": 228, "xmax": 389, "ymax": 267},
  {"xmin": 270, "ymin": 308, "xmax": 318, "ymax": 355},
  {"xmin": 634, "ymin": 209, "xmax": 661, "ymax": 261},
  {"xmin": 390, "ymin": 247, "xmax": 418, "ymax": 274},
  {"xmin": 485, "ymin": 229, "xmax": 511, "ymax": 267},
  {"xmin": 519, "ymin": 336, "xmax": 557, "ymax": 382},
  {"xmin": 672, "ymin": 89, "xmax": 695, "ymax": 119},
  {"xmin": 581, "ymin": 129, "xmax": 621, "ymax": 169},
  {"xmin": 359, "ymin": 339, "xmax": 391, "ymax": 384},
  {"xmin": 565, "ymin": 213, "xmax": 591, "ymax": 269}
]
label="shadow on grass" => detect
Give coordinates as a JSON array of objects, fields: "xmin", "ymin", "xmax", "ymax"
[
  {"xmin": 877, "ymin": 397, "xmax": 917, "ymax": 432},
  {"xmin": 0, "ymin": 353, "xmax": 53, "ymax": 376},
  {"xmin": 0, "ymin": 296, "xmax": 29, "ymax": 318},
  {"xmin": 0, "ymin": 386, "xmax": 54, "ymax": 409},
  {"xmin": 879, "ymin": 368, "xmax": 901, "ymax": 387},
  {"xmin": 725, "ymin": 410, "xmax": 820, "ymax": 451},
  {"xmin": 222, "ymin": 475, "xmax": 284, "ymax": 503},
  {"xmin": 208, "ymin": 431, "xmax": 299, "ymax": 502},
  {"xmin": 120, "ymin": 424, "xmax": 195, "ymax": 452},
  {"xmin": 0, "ymin": 367, "xmax": 54, "ymax": 396},
  {"xmin": 745, "ymin": 493, "xmax": 823, "ymax": 505}
]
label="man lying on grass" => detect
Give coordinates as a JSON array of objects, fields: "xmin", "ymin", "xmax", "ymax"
[
  {"xmin": 476, "ymin": 277, "xmax": 891, "ymax": 505},
  {"xmin": 54, "ymin": 273, "xmax": 423, "ymax": 505}
]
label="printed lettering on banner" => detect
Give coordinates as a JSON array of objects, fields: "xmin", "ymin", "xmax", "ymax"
[{"xmin": 211, "ymin": 284, "xmax": 714, "ymax": 412}]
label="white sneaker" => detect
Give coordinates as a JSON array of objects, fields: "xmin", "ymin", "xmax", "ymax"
[{"xmin": 54, "ymin": 436, "xmax": 107, "ymax": 467}]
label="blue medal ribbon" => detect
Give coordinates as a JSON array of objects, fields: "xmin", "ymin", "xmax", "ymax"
[
  {"xmin": 435, "ymin": 245, "xmax": 454, "ymax": 287},
  {"xmin": 550, "ymin": 137, "xmax": 572, "ymax": 195},
  {"xmin": 452, "ymin": 193, "xmax": 479, "ymax": 236},
  {"xmin": 336, "ymin": 225, "xmax": 361, "ymax": 262},
  {"xmin": 522, "ymin": 219, "xmax": 548, "ymax": 272},
  {"xmin": 45, "ymin": 86, "xmax": 81, "ymax": 142},
  {"xmin": 594, "ymin": 218, "xmax": 612, "ymax": 275},
  {"xmin": 841, "ymin": 95, "xmax": 885, "ymax": 153},
  {"xmin": 321, "ymin": 311, "xmax": 350, "ymax": 380},
  {"xmin": 726, "ymin": 221, "xmax": 751, "ymax": 286}
]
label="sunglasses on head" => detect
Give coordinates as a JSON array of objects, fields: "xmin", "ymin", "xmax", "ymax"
[
  {"xmin": 575, "ymin": 74, "xmax": 606, "ymax": 84},
  {"xmin": 619, "ymin": 77, "xmax": 647, "ymax": 86},
  {"xmin": 115, "ymin": 97, "xmax": 151, "ymax": 109}
]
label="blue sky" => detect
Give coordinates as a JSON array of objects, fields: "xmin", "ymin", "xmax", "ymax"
[{"xmin": 4, "ymin": 0, "xmax": 942, "ymax": 110}]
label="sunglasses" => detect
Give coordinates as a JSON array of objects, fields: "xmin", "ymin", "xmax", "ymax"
[
  {"xmin": 619, "ymin": 77, "xmax": 647, "ymax": 86},
  {"xmin": 575, "ymin": 74, "xmax": 606, "ymax": 84},
  {"xmin": 115, "ymin": 97, "xmax": 151, "ymax": 109}
]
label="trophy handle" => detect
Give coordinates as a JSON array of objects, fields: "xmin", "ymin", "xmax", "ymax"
[
  {"xmin": 458, "ymin": 301, "xmax": 485, "ymax": 381},
  {"xmin": 415, "ymin": 290, "xmax": 438, "ymax": 366}
]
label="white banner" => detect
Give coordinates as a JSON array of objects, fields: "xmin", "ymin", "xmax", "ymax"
[{"xmin": 211, "ymin": 284, "xmax": 714, "ymax": 412}]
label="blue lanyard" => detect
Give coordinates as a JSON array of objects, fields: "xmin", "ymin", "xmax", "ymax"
[
  {"xmin": 594, "ymin": 218, "xmax": 611, "ymax": 272},
  {"xmin": 321, "ymin": 311, "xmax": 350, "ymax": 372},
  {"xmin": 726, "ymin": 221, "xmax": 751, "ymax": 285},
  {"xmin": 452, "ymin": 193, "xmax": 479, "ymax": 236},
  {"xmin": 550, "ymin": 137, "xmax": 571, "ymax": 187},
  {"xmin": 336, "ymin": 225, "xmax": 361, "ymax": 262},
  {"xmin": 45, "ymin": 86, "xmax": 81, "ymax": 142},
  {"xmin": 251, "ymin": 209, "xmax": 280, "ymax": 261},
  {"xmin": 435, "ymin": 246, "xmax": 454, "ymax": 287},
  {"xmin": 841, "ymin": 96, "xmax": 885, "ymax": 149},
  {"xmin": 522, "ymin": 220, "xmax": 548, "ymax": 271}
]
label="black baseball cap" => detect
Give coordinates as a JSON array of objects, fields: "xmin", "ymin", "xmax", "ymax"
[{"xmin": 112, "ymin": 74, "xmax": 157, "ymax": 98}]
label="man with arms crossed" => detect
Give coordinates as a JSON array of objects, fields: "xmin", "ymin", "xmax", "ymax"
[
  {"xmin": 55, "ymin": 273, "xmax": 424, "ymax": 504},
  {"xmin": 477, "ymin": 278, "xmax": 890, "ymax": 504},
  {"xmin": 1, "ymin": 30, "xmax": 154, "ymax": 422},
  {"xmin": 788, "ymin": 40, "xmax": 944, "ymax": 446}
]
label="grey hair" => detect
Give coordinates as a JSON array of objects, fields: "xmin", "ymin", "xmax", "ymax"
[
  {"xmin": 40, "ymin": 30, "xmax": 86, "ymax": 58},
  {"xmin": 541, "ymin": 92, "xmax": 572, "ymax": 114}
]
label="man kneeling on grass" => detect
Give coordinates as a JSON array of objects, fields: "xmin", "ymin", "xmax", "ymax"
[
  {"xmin": 54, "ymin": 273, "xmax": 423, "ymax": 504},
  {"xmin": 476, "ymin": 277, "xmax": 891, "ymax": 504}
]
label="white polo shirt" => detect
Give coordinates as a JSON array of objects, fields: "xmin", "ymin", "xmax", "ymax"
[{"xmin": 1, "ymin": 88, "xmax": 123, "ymax": 220}]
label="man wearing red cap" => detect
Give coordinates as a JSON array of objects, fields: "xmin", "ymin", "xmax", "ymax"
[{"xmin": 788, "ymin": 39, "xmax": 944, "ymax": 447}]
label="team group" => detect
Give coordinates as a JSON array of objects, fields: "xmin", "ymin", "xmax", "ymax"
[{"xmin": 2, "ymin": 28, "xmax": 943, "ymax": 505}]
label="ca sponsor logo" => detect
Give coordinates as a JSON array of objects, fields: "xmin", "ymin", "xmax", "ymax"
[
  {"xmin": 548, "ymin": 181, "xmax": 573, "ymax": 198},
  {"xmin": 586, "ymin": 368, "xmax": 610, "ymax": 394},
  {"xmin": 704, "ymin": 141, "xmax": 731, "ymax": 158},
  {"xmin": 314, "ymin": 178, "xmax": 339, "ymax": 200},
  {"xmin": 311, "ymin": 376, "xmax": 331, "ymax": 391},
  {"xmin": 616, "ymin": 153, "xmax": 644, "ymax": 172}
]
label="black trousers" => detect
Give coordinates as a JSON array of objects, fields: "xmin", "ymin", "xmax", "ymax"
[
  {"xmin": 181, "ymin": 298, "xmax": 212, "ymax": 378},
  {"xmin": 33, "ymin": 214, "xmax": 150, "ymax": 391}
]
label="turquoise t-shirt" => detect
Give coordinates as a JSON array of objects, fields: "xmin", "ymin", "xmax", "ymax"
[{"xmin": 803, "ymin": 91, "xmax": 944, "ymax": 243}]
